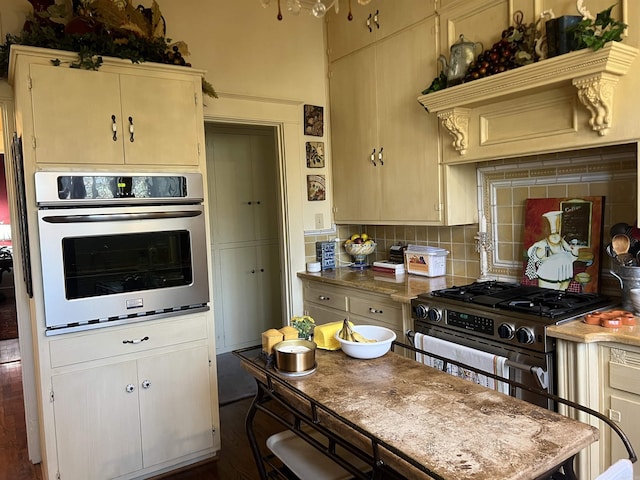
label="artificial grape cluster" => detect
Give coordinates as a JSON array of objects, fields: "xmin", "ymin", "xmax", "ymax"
[
  {"xmin": 464, "ymin": 17, "xmax": 537, "ymax": 82},
  {"xmin": 164, "ymin": 45, "xmax": 191, "ymax": 67}
]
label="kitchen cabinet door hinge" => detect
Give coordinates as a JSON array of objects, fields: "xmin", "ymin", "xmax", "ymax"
[
  {"xmin": 434, "ymin": 203, "xmax": 443, "ymax": 212},
  {"xmin": 198, "ymin": 143, "xmax": 201, "ymax": 155},
  {"xmin": 27, "ymin": 76, "xmax": 32, "ymax": 90},
  {"xmin": 56, "ymin": 472, "xmax": 61, "ymax": 480},
  {"xmin": 194, "ymin": 93, "xmax": 198, "ymax": 106},
  {"xmin": 31, "ymin": 136, "xmax": 37, "ymax": 149},
  {"xmin": 50, "ymin": 390, "xmax": 54, "ymax": 403}
]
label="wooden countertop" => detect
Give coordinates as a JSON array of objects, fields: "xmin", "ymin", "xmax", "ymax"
[
  {"xmin": 240, "ymin": 348, "xmax": 599, "ymax": 480},
  {"xmin": 297, "ymin": 269, "xmax": 474, "ymax": 303},
  {"xmin": 547, "ymin": 315, "xmax": 640, "ymax": 347}
]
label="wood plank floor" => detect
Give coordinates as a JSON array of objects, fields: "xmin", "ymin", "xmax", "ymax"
[{"xmin": 1, "ymin": 358, "xmax": 287, "ymax": 480}]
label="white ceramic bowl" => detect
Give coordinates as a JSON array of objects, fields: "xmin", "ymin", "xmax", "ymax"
[{"xmin": 335, "ymin": 325, "xmax": 396, "ymax": 359}]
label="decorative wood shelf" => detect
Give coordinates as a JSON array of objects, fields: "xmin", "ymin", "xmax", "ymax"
[{"xmin": 418, "ymin": 42, "xmax": 639, "ymax": 155}]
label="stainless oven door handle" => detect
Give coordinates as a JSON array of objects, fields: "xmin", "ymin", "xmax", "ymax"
[
  {"xmin": 41, "ymin": 211, "xmax": 202, "ymax": 223},
  {"xmin": 505, "ymin": 360, "xmax": 549, "ymax": 390}
]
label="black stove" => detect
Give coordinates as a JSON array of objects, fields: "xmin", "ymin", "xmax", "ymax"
[{"xmin": 431, "ymin": 281, "xmax": 611, "ymax": 319}]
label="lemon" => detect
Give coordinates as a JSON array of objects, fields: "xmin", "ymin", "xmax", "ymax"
[
  {"xmin": 350, "ymin": 234, "xmax": 361, "ymax": 241},
  {"xmin": 360, "ymin": 233, "xmax": 369, "ymax": 241}
]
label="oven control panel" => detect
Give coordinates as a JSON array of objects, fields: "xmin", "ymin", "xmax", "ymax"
[{"xmin": 446, "ymin": 310, "xmax": 494, "ymax": 335}]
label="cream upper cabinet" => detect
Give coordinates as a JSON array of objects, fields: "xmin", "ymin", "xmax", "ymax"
[
  {"xmin": 10, "ymin": 46, "xmax": 204, "ymax": 167},
  {"xmin": 326, "ymin": 0, "xmax": 433, "ymax": 62},
  {"xmin": 330, "ymin": 16, "xmax": 445, "ymax": 224}
]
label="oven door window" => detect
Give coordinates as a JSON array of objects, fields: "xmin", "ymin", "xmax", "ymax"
[{"xmin": 62, "ymin": 230, "xmax": 193, "ymax": 299}]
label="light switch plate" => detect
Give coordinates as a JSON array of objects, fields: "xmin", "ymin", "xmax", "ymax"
[{"xmin": 314, "ymin": 213, "xmax": 324, "ymax": 229}]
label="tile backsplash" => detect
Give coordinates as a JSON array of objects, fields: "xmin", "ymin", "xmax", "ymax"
[{"xmin": 305, "ymin": 143, "xmax": 637, "ymax": 296}]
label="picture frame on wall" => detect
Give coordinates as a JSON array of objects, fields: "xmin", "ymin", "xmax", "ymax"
[
  {"xmin": 306, "ymin": 142, "xmax": 325, "ymax": 168},
  {"xmin": 303, "ymin": 105, "xmax": 323, "ymax": 137},
  {"xmin": 521, "ymin": 196, "xmax": 604, "ymax": 293},
  {"xmin": 307, "ymin": 175, "xmax": 326, "ymax": 201}
]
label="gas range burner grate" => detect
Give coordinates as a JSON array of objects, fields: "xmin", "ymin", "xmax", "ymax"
[
  {"xmin": 428, "ymin": 280, "xmax": 611, "ymax": 319},
  {"xmin": 431, "ymin": 281, "xmax": 521, "ymax": 301},
  {"xmin": 498, "ymin": 291, "xmax": 609, "ymax": 318}
]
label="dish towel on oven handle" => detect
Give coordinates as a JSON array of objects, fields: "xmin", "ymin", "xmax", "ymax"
[{"xmin": 415, "ymin": 332, "xmax": 510, "ymax": 395}]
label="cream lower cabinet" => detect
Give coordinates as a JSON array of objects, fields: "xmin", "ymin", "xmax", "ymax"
[
  {"xmin": 302, "ymin": 280, "xmax": 403, "ymax": 341},
  {"xmin": 303, "ymin": 282, "xmax": 349, "ymax": 326},
  {"xmin": 605, "ymin": 344, "xmax": 640, "ymax": 480},
  {"xmin": 47, "ymin": 314, "xmax": 217, "ymax": 480},
  {"xmin": 555, "ymin": 339, "xmax": 640, "ymax": 479}
]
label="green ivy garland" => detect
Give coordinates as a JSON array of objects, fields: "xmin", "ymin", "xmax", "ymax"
[{"xmin": 0, "ymin": 9, "xmax": 217, "ymax": 98}]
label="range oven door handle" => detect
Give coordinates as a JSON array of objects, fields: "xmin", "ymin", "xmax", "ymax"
[
  {"xmin": 41, "ymin": 210, "xmax": 202, "ymax": 223},
  {"xmin": 505, "ymin": 359, "xmax": 549, "ymax": 390}
]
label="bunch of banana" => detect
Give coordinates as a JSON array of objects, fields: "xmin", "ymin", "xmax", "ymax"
[{"xmin": 338, "ymin": 319, "xmax": 378, "ymax": 343}]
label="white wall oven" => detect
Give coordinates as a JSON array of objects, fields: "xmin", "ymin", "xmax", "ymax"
[{"xmin": 35, "ymin": 172, "xmax": 209, "ymax": 336}]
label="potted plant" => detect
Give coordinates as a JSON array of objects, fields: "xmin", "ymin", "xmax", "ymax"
[{"xmin": 569, "ymin": 4, "xmax": 627, "ymax": 51}]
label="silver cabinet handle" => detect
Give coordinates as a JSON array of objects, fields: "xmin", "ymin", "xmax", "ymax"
[
  {"xmin": 128, "ymin": 116, "xmax": 134, "ymax": 142},
  {"xmin": 111, "ymin": 115, "xmax": 117, "ymax": 141},
  {"xmin": 370, "ymin": 148, "xmax": 377, "ymax": 166},
  {"xmin": 141, "ymin": 380, "xmax": 151, "ymax": 389},
  {"xmin": 373, "ymin": 9, "xmax": 379, "ymax": 29},
  {"xmin": 369, "ymin": 307, "xmax": 383, "ymax": 314},
  {"xmin": 122, "ymin": 336, "xmax": 149, "ymax": 344},
  {"xmin": 378, "ymin": 146, "xmax": 384, "ymax": 165},
  {"xmin": 318, "ymin": 295, "xmax": 331, "ymax": 301},
  {"xmin": 125, "ymin": 384, "xmax": 135, "ymax": 393}
]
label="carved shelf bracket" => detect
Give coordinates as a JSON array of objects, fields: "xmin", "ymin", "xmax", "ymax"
[
  {"xmin": 438, "ymin": 108, "xmax": 470, "ymax": 155},
  {"xmin": 573, "ymin": 73, "xmax": 618, "ymax": 136}
]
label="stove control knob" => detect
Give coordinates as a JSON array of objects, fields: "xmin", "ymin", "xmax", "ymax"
[
  {"xmin": 515, "ymin": 327, "xmax": 535, "ymax": 345},
  {"xmin": 413, "ymin": 304, "xmax": 429, "ymax": 319},
  {"xmin": 427, "ymin": 308, "xmax": 442, "ymax": 323},
  {"xmin": 497, "ymin": 323, "xmax": 515, "ymax": 339}
]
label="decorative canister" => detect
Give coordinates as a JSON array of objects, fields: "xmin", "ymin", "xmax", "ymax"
[{"xmin": 273, "ymin": 339, "xmax": 316, "ymax": 374}]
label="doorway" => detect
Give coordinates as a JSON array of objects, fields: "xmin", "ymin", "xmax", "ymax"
[{"xmin": 205, "ymin": 123, "xmax": 285, "ymax": 353}]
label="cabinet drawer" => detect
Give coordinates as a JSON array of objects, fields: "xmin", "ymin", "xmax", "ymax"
[
  {"xmin": 49, "ymin": 314, "xmax": 208, "ymax": 368},
  {"xmin": 304, "ymin": 284, "xmax": 348, "ymax": 312},
  {"xmin": 349, "ymin": 296, "xmax": 402, "ymax": 327},
  {"xmin": 610, "ymin": 361, "xmax": 640, "ymax": 396},
  {"xmin": 304, "ymin": 303, "xmax": 347, "ymax": 326}
]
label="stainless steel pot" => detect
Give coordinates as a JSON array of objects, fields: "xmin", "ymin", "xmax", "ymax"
[
  {"xmin": 273, "ymin": 339, "xmax": 316, "ymax": 373},
  {"xmin": 610, "ymin": 263, "xmax": 640, "ymax": 312}
]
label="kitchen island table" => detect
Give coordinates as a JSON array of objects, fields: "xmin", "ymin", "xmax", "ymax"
[{"xmin": 236, "ymin": 346, "xmax": 600, "ymax": 480}]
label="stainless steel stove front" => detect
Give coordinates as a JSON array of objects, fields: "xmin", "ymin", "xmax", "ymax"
[{"xmin": 411, "ymin": 296, "xmax": 558, "ymax": 410}]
